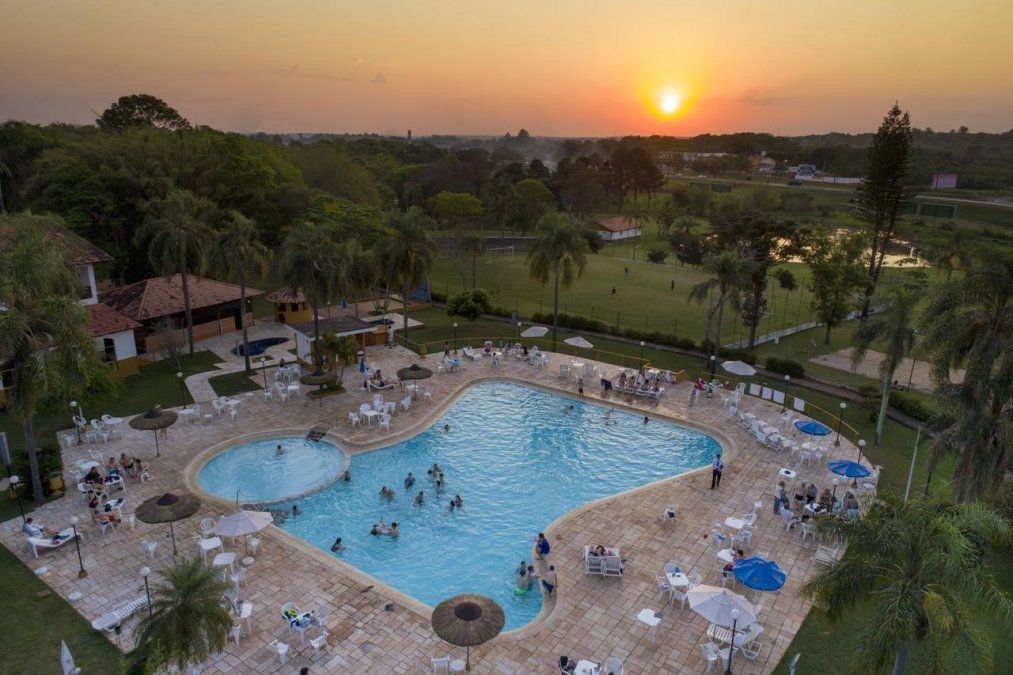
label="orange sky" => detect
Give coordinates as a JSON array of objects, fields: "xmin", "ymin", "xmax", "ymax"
[{"xmin": 1, "ymin": 0, "xmax": 1011, "ymax": 136}]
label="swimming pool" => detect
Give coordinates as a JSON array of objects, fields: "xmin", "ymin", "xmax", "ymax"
[
  {"xmin": 232, "ymin": 336, "xmax": 288, "ymax": 356},
  {"xmin": 198, "ymin": 437, "xmax": 344, "ymax": 502},
  {"xmin": 197, "ymin": 381, "xmax": 720, "ymax": 630}
]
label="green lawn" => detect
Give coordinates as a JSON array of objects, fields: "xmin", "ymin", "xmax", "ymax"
[
  {"xmin": 0, "ymin": 545, "xmax": 125, "ymax": 674},
  {"xmin": 208, "ymin": 370, "xmax": 262, "ymax": 397}
]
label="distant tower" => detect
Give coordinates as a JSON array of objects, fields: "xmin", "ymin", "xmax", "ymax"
[{"xmin": 407, "ymin": 129, "xmax": 412, "ymax": 142}]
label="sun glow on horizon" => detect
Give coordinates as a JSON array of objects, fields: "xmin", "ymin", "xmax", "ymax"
[{"xmin": 661, "ymin": 93, "xmax": 680, "ymax": 115}]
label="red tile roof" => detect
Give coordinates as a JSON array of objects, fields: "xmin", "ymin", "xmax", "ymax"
[
  {"xmin": 101, "ymin": 274, "xmax": 264, "ymax": 321},
  {"xmin": 86, "ymin": 302, "xmax": 142, "ymax": 337},
  {"xmin": 594, "ymin": 216, "xmax": 641, "ymax": 232},
  {"xmin": 266, "ymin": 287, "xmax": 305, "ymax": 304},
  {"xmin": 0, "ymin": 220, "xmax": 112, "ymax": 266}
]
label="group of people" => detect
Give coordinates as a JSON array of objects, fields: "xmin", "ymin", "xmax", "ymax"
[
  {"xmin": 774, "ymin": 479, "xmax": 861, "ymax": 526},
  {"xmin": 514, "ymin": 533, "xmax": 556, "ymax": 596}
]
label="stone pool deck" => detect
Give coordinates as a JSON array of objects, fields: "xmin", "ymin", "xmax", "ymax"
[{"xmin": 0, "ymin": 345, "xmax": 871, "ymax": 673}]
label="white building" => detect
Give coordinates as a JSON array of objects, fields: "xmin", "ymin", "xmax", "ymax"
[{"xmin": 594, "ymin": 216, "xmax": 642, "ymax": 241}]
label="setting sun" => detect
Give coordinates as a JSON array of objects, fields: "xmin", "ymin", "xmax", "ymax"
[{"xmin": 661, "ymin": 93, "xmax": 680, "ymax": 115}]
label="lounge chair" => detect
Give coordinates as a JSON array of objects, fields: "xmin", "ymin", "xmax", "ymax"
[
  {"xmin": 27, "ymin": 528, "xmax": 82, "ymax": 559},
  {"xmin": 582, "ymin": 545, "xmax": 604, "ymax": 575},
  {"xmin": 603, "ymin": 555, "xmax": 625, "ymax": 577},
  {"xmin": 90, "ymin": 595, "xmax": 149, "ymax": 632},
  {"xmin": 813, "ymin": 544, "xmax": 841, "ymax": 565},
  {"xmin": 462, "ymin": 346, "xmax": 478, "ymax": 360}
]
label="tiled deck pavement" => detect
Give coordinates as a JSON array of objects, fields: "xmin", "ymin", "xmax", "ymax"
[{"xmin": 0, "ymin": 346, "xmax": 872, "ymax": 673}]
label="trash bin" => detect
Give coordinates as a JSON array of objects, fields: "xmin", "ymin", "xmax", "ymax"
[{"xmin": 48, "ymin": 472, "xmax": 64, "ymax": 493}]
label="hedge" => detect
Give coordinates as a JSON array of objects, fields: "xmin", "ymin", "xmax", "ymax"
[{"xmin": 764, "ymin": 357, "xmax": 806, "ymax": 378}]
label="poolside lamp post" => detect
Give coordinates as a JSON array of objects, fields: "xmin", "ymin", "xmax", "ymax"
[
  {"xmin": 176, "ymin": 371, "xmax": 186, "ymax": 409},
  {"xmin": 639, "ymin": 341, "xmax": 645, "ymax": 370},
  {"xmin": 70, "ymin": 401, "xmax": 83, "ymax": 445},
  {"xmin": 69, "ymin": 516, "xmax": 86, "ymax": 578},
  {"xmin": 782, "ymin": 375, "xmax": 791, "ymax": 412},
  {"xmin": 831, "ymin": 477, "xmax": 840, "ymax": 502},
  {"xmin": 834, "ymin": 402, "xmax": 847, "ymax": 446},
  {"xmin": 725, "ymin": 608, "xmax": 740, "ymax": 674},
  {"xmin": 260, "ymin": 357, "xmax": 269, "ymax": 390},
  {"xmin": 140, "ymin": 566, "xmax": 153, "ymax": 617},
  {"xmin": 857, "ymin": 438, "xmax": 866, "ymax": 465},
  {"xmin": 453, "ymin": 323, "xmax": 458, "ymax": 350},
  {"xmin": 709, "ymin": 355, "xmax": 716, "ymax": 378},
  {"xmin": 9, "ymin": 475, "xmax": 26, "ymax": 523}
]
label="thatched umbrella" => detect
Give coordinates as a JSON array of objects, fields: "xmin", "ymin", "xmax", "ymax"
[
  {"xmin": 396, "ymin": 364, "xmax": 433, "ymax": 381},
  {"xmin": 136, "ymin": 492, "xmax": 201, "ymax": 556},
  {"xmin": 128, "ymin": 406, "xmax": 178, "ymax": 458},
  {"xmin": 300, "ymin": 371, "xmax": 337, "ymax": 407},
  {"xmin": 431, "ymin": 594, "xmax": 505, "ymax": 671}
]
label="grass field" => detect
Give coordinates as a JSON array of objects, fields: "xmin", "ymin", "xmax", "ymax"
[{"xmin": 208, "ymin": 370, "xmax": 262, "ymax": 397}]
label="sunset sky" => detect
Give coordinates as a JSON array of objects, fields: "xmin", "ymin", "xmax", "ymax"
[{"xmin": 2, "ymin": 0, "xmax": 1011, "ymax": 137}]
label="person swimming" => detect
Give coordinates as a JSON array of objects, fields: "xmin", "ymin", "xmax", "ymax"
[
  {"xmin": 342, "ymin": 470, "xmax": 351, "ymax": 481},
  {"xmin": 442, "ymin": 424, "xmax": 451, "ymax": 433},
  {"xmin": 276, "ymin": 444, "xmax": 285, "ymax": 455},
  {"xmin": 380, "ymin": 486, "xmax": 395, "ymax": 500},
  {"xmin": 330, "ymin": 537, "xmax": 344, "ymax": 552},
  {"xmin": 436, "ymin": 479, "xmax": 444, "ymax": 492},
  {"xmin": 413, "ymin": 491, "xmax": 425, "ymax": 506},
  {"xmin": 389, "ymin": 522, "xmax": 399, "ymax": 537},
  {"xmin": 448, "ymin": 499, "xmax": 456, "ymax": 512},
  {"xmin": 291, "ymin": 504, "xmax": 300, "ymax": 516},
  {"xmin": 643, "ymin": 416, "xmax": 649, "ymax": 424},
  {"xmin": 454, "ymin": 495, "xmax": 463, "ymax": 507},
  {"xmin": 404, "ymin": 473, "xmax": 415, "ymax": 489},
  {"xmin": 370, "ymin": 518, "xmax": 386, "ymax": 536}
]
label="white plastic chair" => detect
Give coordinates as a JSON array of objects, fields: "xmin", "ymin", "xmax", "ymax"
[
  {"xmin": 231, "ymin": 567, "xmax": 247, "ymax": 590},
  {"xmin": 200, "ymin": 517, "xmax": 218, "ymax": 537},
  {"xmin": 227, "ymin": 624, "xmax": 242, "ymax": 647},
  {"xmin": 604, "ymin": 657, "xmax": 624, "ymax": 674},
  {"xmin": 348, "ymin": 412, "xmax": 361, "ymax": 428},
  {"xmin": 262, "ymin": 388, "xmax": 273, "ymax": 402},
  {"xmin": 700, "ymin": 642, "xmax": 728, "ymax": 672},
  {"xmin": 401, "ymin": 397, "xmax": 411, "ymax": 412},
  {"xmin": 237, "ymin": 601, "xmax": 253, "ymax": 633},
  {"xmin": 308, "ymin": 630, "xmax": 328, "ymax": 658},
  {"xmin": 267, "ymin": 640, "xmax": 289, "ymax": 665},
  {"xmin": 141, "ymin": 540, "xmax": 157, "ymax": 560},
  {"xmin": 248, "ymin": 536, "xmax": 261, "ymax": 556},
  {"xmin": 432, "ymin": 656, "xmax": 451, "ymax": 675},
  {"xmin": 379, "ymin": 414, "xmax": 391, "ymax": 431},
  {"xmin": 655, "ymin": 574, "xmax": 672, "ymax": 603}
]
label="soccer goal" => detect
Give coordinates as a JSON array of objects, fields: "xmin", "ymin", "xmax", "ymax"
[{"xmin": 485, "ymin": 245, "xmax": 515, "ymax": 262}]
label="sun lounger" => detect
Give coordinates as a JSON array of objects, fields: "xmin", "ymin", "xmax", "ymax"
[
  {"xmin": 27, "ymin": 528, "xmax": 82, "ymax": 559},
  {"xmin": 462, "ymin": 346, "xmax": 478, "ymax": 360},
  {"xmin": 366, "ymin": 380, "xmax": 396, "ymax": 391},
  {"xmin": 603, "ymin": 555, "xmax": 625, "ymax": 577},
  {"xmin": 90, "ymin": 595, "xmax": 149, "ymax": 632}
]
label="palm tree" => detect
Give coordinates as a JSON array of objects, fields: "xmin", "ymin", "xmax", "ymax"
[
  {"xmin": 322, "ymin": 334, "xmax": 359, "ymax": 384},
  {"xmin": 279, "ymin": 221, "xmax": 346, "ymax": 375},
  {"xmin": 920, "ymin": 250, "xmax": 1011, "ymax": 502},
  {"xmin": 375, "ymin": 207, "xmax": 436, "ymax": 344},
  {"xmin": 135, "ymin": 187, "xmax": 215, "ymax": 356},
  {"xmin": 210, "ymin": 211, "xmax": 270, "ymax": 373},
  {"xmin": 134, "ymin": 556, "xmax": 233, "ymax": 673},
  {"xmin": 526, "ymin": 211, "xmax": 590, "ymax": 351},
  {"xmin": 345, "ymin": 239, "xmax": 376, "ymax": 319},
  {"xmin": 462, "ymin": 232, "xmax": 484, "ymax": 289},
  {"xmin": 851, "ymin": 286, "xmax": 920, "ymax": 445},
  {"xmin": 804, "ymin": 495, "xmax": 1011, "ymax": 674},
  {"xmin": 687, "ymin": 250, "xmax": 755, "ymax": 362},
  {"xmin": 0, "ymin": 214, "xmax": 103, "ymax": 505}
]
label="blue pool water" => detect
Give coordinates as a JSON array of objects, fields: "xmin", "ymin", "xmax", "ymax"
[
  {"xmin": 198, "ymin": 381, "xmax": 720, "ymax": 630},
  {"xmin": 232, "ymin": 336, "xmax": 288, "ymax": 356},
  {"xmin": 199, "ymin": 437, "xmax": 344, "ymax": 502}
]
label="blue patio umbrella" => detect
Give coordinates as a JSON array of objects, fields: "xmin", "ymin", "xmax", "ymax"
[
  {"xmin": 827, "ymin": 460, "xmax": 871, "ymax": 479},
  {"xmin": 794, "ymin": 419, "xmax": 831, "ymax": 436},
  {"xmin": 732, "ymin": 557, "xmax": 787, "ymax": 591}
]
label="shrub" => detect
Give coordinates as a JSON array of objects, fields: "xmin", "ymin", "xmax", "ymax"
[
  {"xmin": 10, "ymin": 440, "xmax": 64, "ymax": 501},
  {"xmin": 446, "ymin": 288, "xmax": 492, "ymax": 322},
  {"xmin": 764, "ymin": 357, "xmax": 805, "ymax": 378},
  {"xmin": 646, "ymin": 246, "xmax": 668, "ymax": 264},
  {"xmin": 890, "ymin": 391, "xmax": 954, "ymax": 430}
]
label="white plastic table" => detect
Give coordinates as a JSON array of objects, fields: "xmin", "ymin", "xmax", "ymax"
[
  {"xmin": 666, "ymin": 571, "xmax": 689, "ymax": 589},
  {"xmin": 717, "ymin": 548, "xmax": 736, "ymax": 564},
  {"xmin": 213, "ymin": 551, "xmax": 237, "ymax": 575},
  {"xmin": 179, "ymin": 407, "xmax": 198, "ymax": 424},
  {"xmin": 362, "ymin": 409, "xmax": 380, "ymax": 427},
  {"xmin": 636, "ymin": 608, "xmax": 662, "ymax": 641},
  {"xmin": 724, "ymin": 517, "xmax": 747, "ymax": 531},
  {"xmin": 779, "ymin": 468, "xmax": 797, "ymax": 480},
  {"xmin": 199, "ymin": 536, "xmax": 224, "ymax": 563},
  {"xmin": 575, "ymin": 660, "xmax": 600, "ymax": 675}
]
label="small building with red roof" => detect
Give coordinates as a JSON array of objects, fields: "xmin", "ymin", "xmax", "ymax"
[{"xmin": 593, "ymin": 215, "xmax": 642, "ymax": 241}]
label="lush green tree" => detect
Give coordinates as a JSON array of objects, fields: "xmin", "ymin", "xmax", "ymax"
[
  {"xmin": 285, "ymin": 140, "xmax": 380, "ymax": 205},
  {"xmin": 321, "ymin": 334, "xmax": 359, "ymax": 384},
  {"xmin": 375, "ymin": 207, "xmax": 436, "ymax": 343},
  {"xmin": 551, "ymin": 155, "xmax": 608, "ymax": 217},
  {"xmin": 0, "ymin": 214, "xmax": 105, "ymax": 504},
  {"xmin": 857, "ymin": 103, "xmax": 915, "ymax": 317},
  {"xmin": 210, "ymin": 211, "xmax": 271, "ymax": 373},
  {"xmin": 279, "ymin": 221, "xmax": 346, "ymax": 374},
  {"xmin": 135, "ymin": 187, "xmax": 216, "ymax": 355},
  {"xmin": 920, "ymin": 250, "xmax": 1011, "ymax": 502},
  {"xmin": 527, "ymin": 212, "xmax": 590, "ymax": 350},
  {"xmin": 508, "ymin": 178, "xmax": 555, "ymax": 234},
  {"xmin": 433, "ymin": 191, "xmax": 484, "ymax": 229},
  {"xmin": 134, "ymin": 556, "xmax": 232, "ymax": 673},
  {"xmin": 687, "ymin": 250, "xmax": 756, "ymax": 361},
  {"xmin": 482, "ymin": 172, "xmax": 517, "ymax": 231},
  {"xmin": 804, "ymin": 229, "xmax": 867, "ymax": 344},
  {"xmin": 97, "ymin": 94, "xmax": 191, "ymax": 131},
  {"xmin": 345, "ymin": 239, "xmax": 377, "ymax": 319},
  {"xmin": 852, "ymin": 286, "xmax": 920, "ymax": 444},
  {"xmin": 446, "ymin": 288, "xmax": 493, "ymax": 323},
  {"xmin": 804, "ymin": 496, "xmax": 1011, "ymax": 675}
]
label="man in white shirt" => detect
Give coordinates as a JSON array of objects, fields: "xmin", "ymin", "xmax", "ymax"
[{"xmin": 710, "ymin": 455, "xmax": 725, "ymax": 489}]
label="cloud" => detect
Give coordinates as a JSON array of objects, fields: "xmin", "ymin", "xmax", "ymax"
[
  {"xmin": 369, "ymin": 72, "xmax": 387, "ymax": 85},
  {"xmin": 271, "ymin": 65, "xmax": 300, "ymax": 77},
  {"xmin": 347, "ymin": 57, "xmax": 364, "ymax": 64},
  {"xmin": 736, "ymin": 86, "xmax": 778, "ymax": 106},
  {"xmin": 321, "ymin": 73, "xmax": 354, "ymax": 82}
]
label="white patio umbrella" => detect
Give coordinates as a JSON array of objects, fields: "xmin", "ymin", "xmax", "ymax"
[
  {"xmin": 60, "ymin": 640, "xmax": 80, "ymax": 675},
  {"xmin": 214, "ymin": 510, "xmax": 273, "ymax": 552},
  {"xmin": 564, "ymin": 336, "xmax": 594, "ymax": 349},
  {"xmin": 521, "ymin": 325, "xmax": 549, "ymax": 338},
  {"xmin": 686, "ymin": 585, "xmax": 757, "ymax": 628},
  {"xmin": 720, "ymin": 360, "xmax": 757, "ymax": 377}
]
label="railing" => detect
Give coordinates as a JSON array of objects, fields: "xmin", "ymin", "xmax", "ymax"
[
  {"xmin": 395, "ymin": 333, "xmax": 686, "ymax": 380},
  {"xmin": 698, "ymin": 370, "xmax": 862, "ymax": 446}
]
